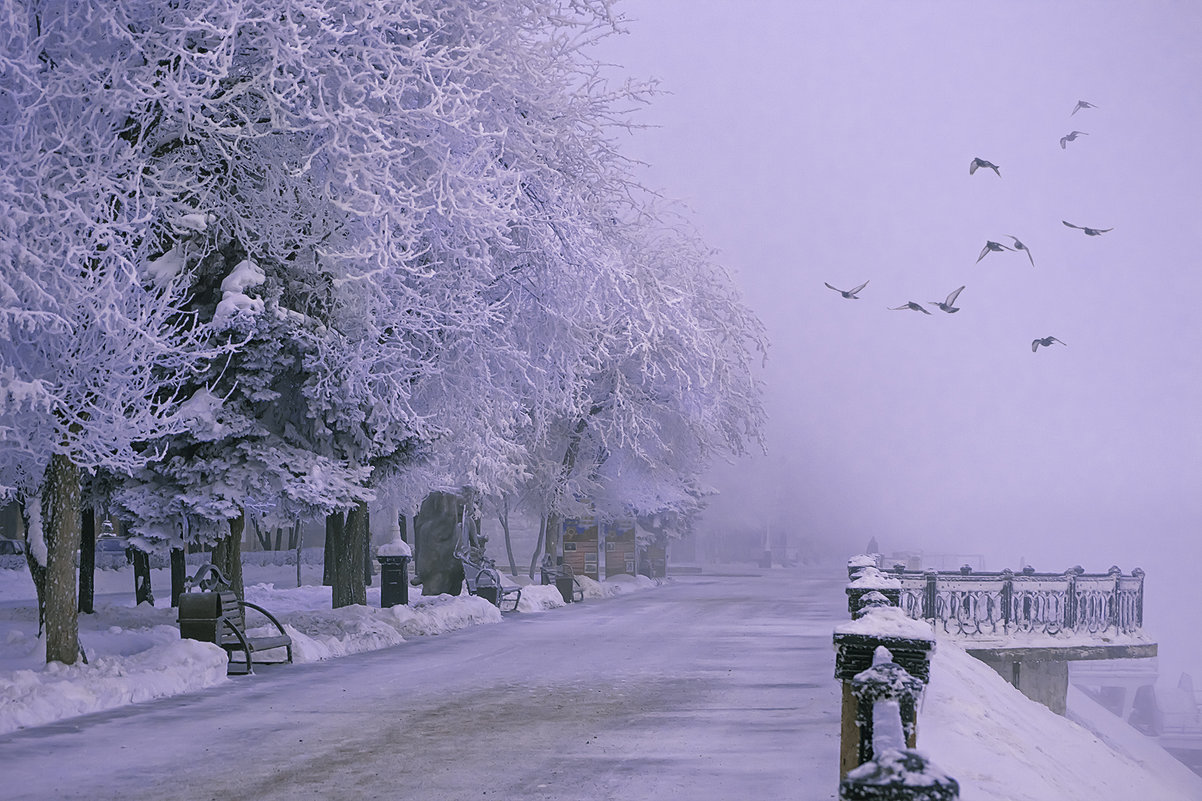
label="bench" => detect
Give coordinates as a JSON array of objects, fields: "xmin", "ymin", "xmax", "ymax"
[
  {"xmin": 457, "ymin": 546, "xmax": 522, "ymax": 612},
  {"xmin": 177, "ymin": 564, "xmax": 293, "ymax": 675}
]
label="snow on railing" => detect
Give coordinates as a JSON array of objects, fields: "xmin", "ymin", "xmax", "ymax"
[{"xmin": 863, "ymin": 560, "xmax": 1146, "ymax": 638}]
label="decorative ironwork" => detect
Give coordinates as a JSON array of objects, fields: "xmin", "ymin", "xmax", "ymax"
[{"xmin": 888, "ymin": 563, "xmax": 1145, "ymax": 638}]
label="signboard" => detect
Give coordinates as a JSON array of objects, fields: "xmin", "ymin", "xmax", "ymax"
[
  {"xmin": 561, "ymin": 517, "xmax": 599, "ymax": 580},
  {"xmin": 604, "ymin": 520, "xmax": 637, "ymax": 578}
]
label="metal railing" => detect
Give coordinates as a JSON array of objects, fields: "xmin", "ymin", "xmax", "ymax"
[{"xmin": 883, "ymin": 564, "xmax": 1145, "ymax": 638}]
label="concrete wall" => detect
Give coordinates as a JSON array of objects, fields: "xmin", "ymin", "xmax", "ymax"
[{"xmin": 975, "ymin": 654, "xmax": 1069, "ymax": 715}]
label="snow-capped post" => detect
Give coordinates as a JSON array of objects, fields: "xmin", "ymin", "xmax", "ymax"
[
  {"xmin": 846, "ymin": 563, "xmax": 902, "ymax": 615},
  {"xmin": 922, "ymin": 569, "xmax": 938, "ymax": 621},
  {"xmin": 838, "ymin": 648, "xmax": 959, "ymax": 800},
  {"xmin": 834, "ymin": 572, "xmax": 935, "ymax": 779},
  {"xmin": 1000, "ymin": 568, "xmax": 1014, "ymax": 631},
  {"xmin": 848, "ymin": 553, "xmax": 879, "ymax": 581},
  {"xmin": 1132, "ymin": 567, "xmax": 1145, "ymax": 628},
  {"xmin": 1063, "ymin": 565, "xmax": 1084, "ymax": 629},
  {"xmin": 377, "ymin": 539, "xmax": 412, "ymax": 609},
  {"xmin": 1107, "ymin": 565, "xmax": 1122, "ymax": 630}
]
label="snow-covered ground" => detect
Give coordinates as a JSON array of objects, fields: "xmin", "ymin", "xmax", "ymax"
[
  {"xmin": 1, "ymin": 561, "xmax": 1199, "ymax": 801},
  {"xmin": 921, "ymin": 641, "xmax": 1202, "ymax": 801},
  {"xmin": 0, "ymin": 560, "xmax": 649, "ymax": 735}
]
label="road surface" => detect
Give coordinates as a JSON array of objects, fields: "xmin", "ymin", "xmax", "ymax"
[{"xmin": 2, "ymin": 567, "xmax": 847, "ymax": 800}]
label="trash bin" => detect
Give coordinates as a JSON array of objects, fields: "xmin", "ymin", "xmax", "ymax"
[
  {"xmin": 474, "ymin": 568, "xmax": 501, "ymax": 607},
  {"xmin": 555, "ymin": 575, "xmax": 575, "ymax": 604},
  {"xmin": 377, "ymin": 555, "xmax": 410, "ymax": 608}
]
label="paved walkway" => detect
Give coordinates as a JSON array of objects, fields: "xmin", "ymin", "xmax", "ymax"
[{"xmin": 2, "ymin": 566, "xmax": 849, "ymax": 800}]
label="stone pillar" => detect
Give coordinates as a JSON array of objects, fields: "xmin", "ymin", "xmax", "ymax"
[{"xmin": 834, "ymin": 592, "xmax": 935, "ymax": 778}]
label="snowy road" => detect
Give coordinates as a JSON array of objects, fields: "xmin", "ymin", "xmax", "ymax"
[{"xmin": 2, "ymin": 569, "xmax": 846, "ymax": 800}]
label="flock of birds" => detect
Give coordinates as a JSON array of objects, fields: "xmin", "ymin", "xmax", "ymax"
[{"xmin": 824, "ymin": 99, "xmax": 1107, "ymax": 353}]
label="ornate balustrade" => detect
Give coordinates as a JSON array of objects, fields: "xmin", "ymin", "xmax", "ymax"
[{"xmin": 882, "ymin": 564, "xmax": 1145, "ymax": 638}]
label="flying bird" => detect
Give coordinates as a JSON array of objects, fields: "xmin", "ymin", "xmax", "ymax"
[
  {"xmin": 1062, "ymin": 220, "xmax": 1113, "ymax": 236},
  {"xmin": 890, "ymin": 301, "xmax": 931, "ymax": 315},
  {"xmin": 977, "ymin": 240, "xmax": 1014, "ymax": 262},
  {"xmin": 931, "ymin": 286, "xmax": 965, "ymax": 313},
  {"xmin": 824, "ymin": 280, "xmax": 869, "ymax": 299},
  {"xmin": 1006, "ymin": 235, "xmax": 1035, "ymax": 266},
  {"xmin": 1060, "ymin": 130, "xmax": 1089, "ymax": 149},
  {"xmin": 1071, "ymin": 100, "xmax": 1097, "ymax": 115},
  {"xmin": 969, "ymin": 157, "xmax": 1001, "ymax": 176},
  {"xmin": 1032, "ymin": 336, "xmax": 1067, "ymax": 352}
]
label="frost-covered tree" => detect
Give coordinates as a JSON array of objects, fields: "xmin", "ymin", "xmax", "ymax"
[
  {"xmin": 102, "ymin": 0, "xmax": 632, "ymax": 605},
  {"xmin": 5, "ymin": 0, "xmax": 765, "ymax": 635},
  {"xmin": 0, "ymin": 3, "xmax": 217, "ymax": 663}
]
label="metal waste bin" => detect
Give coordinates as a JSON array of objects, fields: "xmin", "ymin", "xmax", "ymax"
[{"xmin": 377, "ymin": 555, "xmax": 410, "ymax": 608}]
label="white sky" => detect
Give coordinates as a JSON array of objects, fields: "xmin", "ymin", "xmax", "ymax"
[{"xmin": 595, "ymin": 1, "xmax": 1202, "ymax": 671}]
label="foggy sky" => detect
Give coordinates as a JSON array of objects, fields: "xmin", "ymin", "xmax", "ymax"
[{"xmin": 597, "ymin": 2, "xmax": 1202, "ymax": 676}]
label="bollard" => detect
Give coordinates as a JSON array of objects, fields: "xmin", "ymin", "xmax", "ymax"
[{"xmin": 839, "ymin": 648, "xmax": 959, "ymax": 800}]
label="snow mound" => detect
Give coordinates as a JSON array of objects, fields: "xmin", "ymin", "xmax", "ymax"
[
  {"xmin": 919, "ymin": 641, "xmax": 1202, "ymax": 801},
  {"xmin": 0, "ymin": 639, "xmax": 228, "ymax": 736},
  {"xmin": 517, "ymin": 583, "xmax": 568, "ymax": 612}
]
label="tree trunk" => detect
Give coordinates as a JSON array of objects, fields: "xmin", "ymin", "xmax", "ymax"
[
  {"xmin": 361, "ymin": 505, "xmax": 372, "ymax": 587},
  {"xmin": 498, "ymin": 496, "xmax": 518, "ymax": 576},
  {"xmin": 294, "ymin": 521, "xmax": 303, "ymax": 589},
  {"xmin": 545, "ymin": 513, "xmax": 561, "ymax": 570},
  {"xmin": 399, "ymin": 514, "xmax": 408, "ymax": 543},
  {"xmin": 42, "ymin": 453, "xmax": 81, "ymax": 665},
  {"xmin": 541, "ymin": 410, "xmax": 594, "ymax": 574},
  {"xmin": 78, "ymin": 504, "xmax": 95, "ymax": 615},
  {"xmin": 331, "ymin": 502, "xmax": 368, "ymax": 608},
  {"xmin": 170, "ymin": 548, "xmax": 186, "ymax": 607},
  {"xmin": 251, "ymin": 516, "xmax": 271, "ymax": 550},
  {"xmin": 20, "ymin": 497, "xmax": 48, "ymax": 634},
  {"xmin": 528, "ymin": 514, "xmax": 546, "ymax": 580},
  {"xmin": 323, "ymin": 514, "xmax": 337, "ymax": 586},
  {"xmin": 212, "ymin": 512, "xmax": 245, "ymax": 598}
]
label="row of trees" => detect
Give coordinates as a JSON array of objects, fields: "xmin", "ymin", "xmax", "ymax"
[{"xmin": 0, "ymin": 0, "xmax": 765, "ymax": 664}]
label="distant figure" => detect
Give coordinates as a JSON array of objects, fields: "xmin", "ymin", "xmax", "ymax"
[
  {"xmin": 824, "ymin": 280, "xmax": 869, "ymax": 299},
  {"xmin": 1060, "ymin": 130, "xmax": 1089, "ymax": 149},
  {"xmin": 1006, "ymin": 235, "xmax": 1035, "ymax": 266},
  {"xmin": 1032, "ymin": 336, "xmax": 1067, "ymax": 352},
  {"xmin": 889, "ymin": 301, "xmax": 931, "ymax": 315},
  {"xmin": 866, "ymin": 536, "xmax": 879, "ymax": 554},
  {"xmin": 1071, "ymin": 99, "xmax": 1098, "ymax": 116},
  {"xmin": 931, "ymin": 285, "xmax": 965, "ymax": 313},
  {"xmin": 969, "ymin": 157, "xmax": 1001, "ymax": 176},
  {"xmin": 977, "ymin": 240, "xmax": 1014, "ymax": 262},
  {"xmin": 1063, "ymin": 220, "xmax": 1113, "ymax": 236}
]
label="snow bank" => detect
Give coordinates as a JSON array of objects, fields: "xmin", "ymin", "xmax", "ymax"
[
  {"xmin": 0, "ymin": 637, "xmax": 228, "ymax": 735},
  {"xmin": 919, "ymin": 641, "xmax": 1202, "ymax": 801},
  {"xmin": 517, "ymin": 583, "xmax": 569, "ymax": 612}
]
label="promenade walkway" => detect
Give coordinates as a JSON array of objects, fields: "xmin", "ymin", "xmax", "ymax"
[{"xmin": 1, "ymin": 567, "xmax": 848, "ymax": 800}]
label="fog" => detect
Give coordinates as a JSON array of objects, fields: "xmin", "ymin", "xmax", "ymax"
[{"xmin": 597, "ymin": 2, "xmax": 1202, "ymax": 678}]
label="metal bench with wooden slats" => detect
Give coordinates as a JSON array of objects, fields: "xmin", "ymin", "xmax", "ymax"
[
  {"xmin": 457, "ymin": 547, "xmax": 522, "ymax": 612},
  {"xmin": 177, "ymin": 565, "xmax": 292, "ymax": 675}
]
